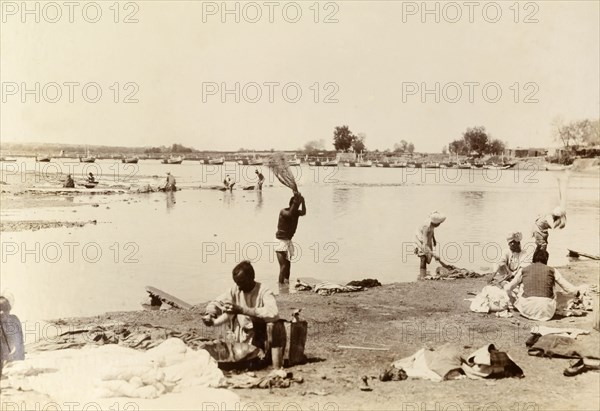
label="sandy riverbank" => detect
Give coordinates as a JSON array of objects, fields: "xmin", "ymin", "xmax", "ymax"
[{"xmin": 2, "ymin": 260, "xmax": 598, "ymax": 410}]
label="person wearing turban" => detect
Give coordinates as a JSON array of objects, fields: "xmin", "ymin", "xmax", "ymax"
[
  {"xmin": 490, "ymin": 232, "xmax": 531, "ymax": 286},
  {"xmin": 415, "ymin": 211, "xmax": 446, "ymax": 272},
  {"xmin": 532, "ymin": 206, "xmax": 566, "ymax": 260}
]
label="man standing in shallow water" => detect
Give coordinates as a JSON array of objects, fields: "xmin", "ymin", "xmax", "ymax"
[
  {"xmin": 275, "ymin": 192, "xmax": 306, "ymax": 284},
  {"xmin": 415, "ymin": 211, "xmax": 446, "ymax": 272}
]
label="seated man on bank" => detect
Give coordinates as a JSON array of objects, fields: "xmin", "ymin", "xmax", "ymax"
[
  {"xmin": 202, "ymin": 261, "xmax": 281, "ymax": 354},
  {"xmin": 504, "ymin": 249, "xmax": 591, "ymax": 322},
  {"xmin": 489, "ymin": 232, "xmax": 531, "ymax": 286}
]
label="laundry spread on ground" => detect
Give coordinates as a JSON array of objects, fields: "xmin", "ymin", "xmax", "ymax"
[
  {"xmin": 424, "ymin": 266, "xmax": 489, "ymax": 280},
  {"xmin": 386, "ymin": 343, "xmax": 523, "ymax": 382},
  {"xmin": 26, "ymin": 323, "xmax": 210, "ymax": 352},
  {"xmin": 2, "ymin": 338, "xmax": 238, "ymax": 408},
  {"xmin": 295, "ymin": 277, "xmax": 381, "ymax": 296}
]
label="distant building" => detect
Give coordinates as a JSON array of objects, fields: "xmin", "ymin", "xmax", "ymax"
[{"xmin": 504, "ymin": 147, "xmax": 548, "ymax": 158}]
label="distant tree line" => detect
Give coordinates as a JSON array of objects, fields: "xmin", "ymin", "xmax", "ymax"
[{"xmin": 448, "ymin": 126, "xmax": 505, "ymax": 157}]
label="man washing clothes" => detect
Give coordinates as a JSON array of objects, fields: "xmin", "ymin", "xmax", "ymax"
[
  {"xmin": 415, "ymin": 211, "xmax": 446, "ymax": 272},
  {"xmin": 490, "ymin": 232, "xmax": 532, "ymax": 286}
]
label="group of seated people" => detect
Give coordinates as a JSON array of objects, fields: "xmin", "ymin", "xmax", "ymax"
[{"xmin": 491, "ymin": 232, "xmax": 592, "ymax": 321}]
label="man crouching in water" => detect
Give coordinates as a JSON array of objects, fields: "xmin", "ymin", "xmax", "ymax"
[
  {"xmin": 202, "ymin": 261, "xmax": 281, "ymax": 354},
  {"xmin": 275, "ymin": 192, "xmax": 306, "ymax": 284}
]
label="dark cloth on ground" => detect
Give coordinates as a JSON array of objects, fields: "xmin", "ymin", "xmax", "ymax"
[
  {"xmin": 346, "ymin": 279, "xmax": 382, "ymax": 288},
  {"xmin": 527, "ymin": 334, "xmax": 600, "ymax": 360},
  {"xmin": 226, "ymin": 369, "xmax": 303, "ymax": 389}
]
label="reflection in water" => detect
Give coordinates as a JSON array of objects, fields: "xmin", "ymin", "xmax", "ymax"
[
  {"xmin": 223, "ymin": 191, "xmax": 235, "ymax": 207},
  {"xmin": 332, "ymin": 186, "xmax": 360, "ymax": 216},
  {"xmin": 166, "ymin": 191, "xmax": 176, "ymax": 211},
  {"xmin": 255, "ymin": 191, "xmax": 263, "ymax": 211},
  {"xmin": 459, "ymin": 191, "xmax": 484, "ymax": 204}
]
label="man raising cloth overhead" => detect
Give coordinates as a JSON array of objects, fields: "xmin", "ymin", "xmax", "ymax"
[{"xmin": 275, "ymin": 192, "xmax": 306, "ymax": 284}]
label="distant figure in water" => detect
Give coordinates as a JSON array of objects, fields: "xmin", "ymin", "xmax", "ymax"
[
  {"xmin": 63, "ymin": 174, "xmax": 75, "ymax": 188},
  {"xmin": 255, "ymin": 169, "xmax": 265, "ymax": 191},
  {"xmin": 224, "ymin": 175, "xmax": 235, "ymax": 191},
  {"xmin": 532, "ymin": 206, "xmax": 566, "ymax": 261},
  {"xmin": 163, "ymin": 172, "xmax": 176, "ymax": 191},
  {"xmin": 86, "ymin": 172, "xmax": 96, "ymax": 183},
  {"xmin": 275, "ymin": 192, "xmax": 306, "ymax": 284},
  {"xmin": 415, "ymin": 211, "xmax": 446, "ymax": 272}
]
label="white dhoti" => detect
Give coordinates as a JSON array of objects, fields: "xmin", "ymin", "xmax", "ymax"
[
  {"xmin": 275, "ymin": 239, "xmax": 295, "ymax": 262},
  {"xmin": 514, "ymin": 296, "xmax": 557, "ymax": 322}
]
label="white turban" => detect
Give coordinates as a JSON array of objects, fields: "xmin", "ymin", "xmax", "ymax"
[
  {"xmin": 506, "ymin": 232, "xmax": 523, "ymax": 243},
  {"xmin": 430, "ymin": 211, "xmax": 446, "ymax": 225},
  {"xmin": 552, "ymin": 206, "xmax": 566, "ymax": 217}
]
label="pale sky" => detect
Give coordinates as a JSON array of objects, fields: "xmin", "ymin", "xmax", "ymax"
[{"xmin": 1, "ymin": 1, "xmax": 599, "ymax": 152}]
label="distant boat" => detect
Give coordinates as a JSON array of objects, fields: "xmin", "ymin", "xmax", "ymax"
[
  {"xmin": 208, "ymin": 157, "xmax": 225, "ymax": 165},
  {"xmin": 237, "ymin": 158, "xmax": 250, "ymax": 165},
  {"xmin": 122, "ymin": 156, "xmax": 139, "ymax": 164},
  {"xmin": 288, "ymin": 155, "xmax": 301, "ymax": 166},
  {"xmin": 484, "ymin": 164, "xmax": 511, "ymax": 170},
  {"xmin": 356, "ymin": 154, "xmax": 372, "ymax": 167},
  {"xmin": 390, "ymin": 162, "xmax": 407, "ymax": 168},
  {"xmin": 0, "ymin": 157, "xmax": 17, "ymax": 162},
  {"xmin": 376, "ymin": 162, "xmax": 390, "ymax": 168},
  {"xmin": 79, "ymin": 148, "xmax": 96, "ymax": 163},
  {"xmin": 424, "ymin": 162, "xmax": 440, "ymax": 169},
  {"xmin": 323, "ymin": 158, "xmax": 339, "ymax": 167},
  {"xmin": 248, "ymin": 158, "xmax": 264, "ymax": 166},
  {"xmin": 36, "ymin": 156, "xmax": 51, "ymax": 162},
  {"xmin": 162, "ymin": 156, "xmax": 183, "ymax": 164}
]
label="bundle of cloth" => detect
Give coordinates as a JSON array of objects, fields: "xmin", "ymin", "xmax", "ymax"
[
  {"xmin": 199, "ymin": 339, "xmax": 263, "ymax": 363},
  {"xmin": 384, "ymin": 343, "xmax": 523, "ymax": 382},
  {"xmin": 2, "ymin": 338, "xmax": 239, "ymax": 407},
  {"xmin": 468, "ymin": 285, "xmax": 511, "ymax": 315},
  {"xmin": 425, "ymin": 266, "xmax": 488, "ymax": 280},
  {"xmin": 294, "ymin": 278, "xmax": 381, "ymax": 296}
]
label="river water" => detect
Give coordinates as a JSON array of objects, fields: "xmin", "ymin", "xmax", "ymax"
[{"xmin": 1, "ymin": 159, "xmax": 599, "ymax": 323}]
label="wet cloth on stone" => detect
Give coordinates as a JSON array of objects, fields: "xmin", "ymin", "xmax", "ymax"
[
  {"xmin": 468, "ymin": 285, "xmax": 510, "ymax": 313},
  {"xmin": 226, "ymin": 369, "xmax": 303, "ymax": 389},
  {"xmin": 462, "ymin": 344, "xmax": 524, "ymax": 379},
  {"xmin": 2, "ymin": 338, "xmax": 238, "ymax": 407},
  {"xmin": 426, "ymin": 266, "xmax": 487, "ymax": 280},
  {"xmin": 527, "ymin": 334, "xmax": 600, "ymax": 359}
]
